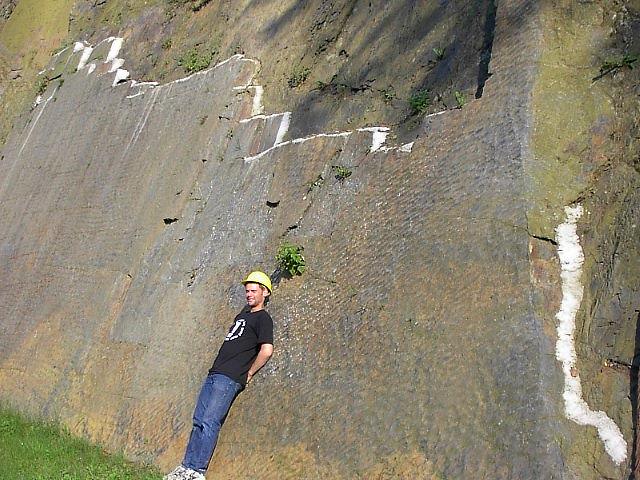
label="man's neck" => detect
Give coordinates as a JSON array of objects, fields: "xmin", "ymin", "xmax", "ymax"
[{"xmin": 249, "ymin": 305, "xmax": 264, "ymax": 313}]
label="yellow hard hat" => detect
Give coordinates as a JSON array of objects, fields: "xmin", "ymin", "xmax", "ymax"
[{"xmin": 242, "ymin": 271, "xmax": 272, "ymax": 293}]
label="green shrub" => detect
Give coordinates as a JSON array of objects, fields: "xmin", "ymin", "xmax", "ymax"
[
  {"xmin": 333, "ymin": 165, "xmax": 352, "ymax": 181},
  {"xmin": 35, "ymin": 76, "xmax": 49, "ymax": 95},
  {"xmin": 454, "ymin": 90, "xmax": 466, "ymax": 108},
  {"xmin": 276, "ymin": 242, "xmax": 306, "ymax": 277},
  {"xmin": 409, "ymin": 90, "xmax": 430, "ymax": 115},
  {"xmin": 287, "ymin": 66, "xmax": 311, "ymax": 88},
  {"xmin": 433, "ymin": 47, "xmax": 445, "ymax": 61}
]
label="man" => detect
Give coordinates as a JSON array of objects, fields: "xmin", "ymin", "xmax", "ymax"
[{"xmin": 165, "ymin": 271, "xmax": 274, "ymax": 480}]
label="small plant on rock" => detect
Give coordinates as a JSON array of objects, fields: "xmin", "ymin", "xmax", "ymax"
[
  {"xmin": 380, "ymin": 85, "xmax": 396, "ymax": 103},
  {"xmin": 315, "ymin": 80, "xmax": 329, "ymax": 91},
  {"xmin": 191, "ymin": 0, "xmax": 212, "ymax": 11},
  {"xmin": 454, "ymin": 90, "xmax": 466, "ymax": 108},
  {"xmin": 333, "ymin": 165, "xmax": 352, "ymax": 181},
  {"xmin": 433, "ymin": 47, "xmax": 445, "ymax": 61},
  {"xmin": 36, "ymin": 75, "xmax": 51, "ymax": 95},
  {"xmin": 276, "ymin": 242, "xmax": 306, "ymax": 277},
  {"xmin": 596, "ymin": 53, "xmax": 638, "ymax": 79},
  {"xmin": 35, "ymin": 76, "xmax": 49, "ymax": 95},
  {"xmin": 287, "ymin": 65, "xmax": 311, "ymax": 88},
  {"xmin": 409, "ymin": 89, "xmax": 430, "ymax": 115}
]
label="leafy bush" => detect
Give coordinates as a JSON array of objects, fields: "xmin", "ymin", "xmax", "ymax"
[
  {"xmin": 409, "ymin": 90, "xmax": 430, "ymax": 115},
  {"xmin": 333, "ymin": 165, "xmax": 352, "ymax": 181},
  {"xmin": 276, "ymin": 242, "xmax": 306, "ymax": 277},
  {"xmin": 454, "ymin": 90, "xmax": 466, "ymax": 108}
]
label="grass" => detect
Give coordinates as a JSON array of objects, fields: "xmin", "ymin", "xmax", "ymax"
[
  {"xmin": 0, "ymin": 407, "xmax": 162, "ymax": 479},
  {"xmin": 177, "ymin": 42, "xmax": 219, "ymax": 74}
]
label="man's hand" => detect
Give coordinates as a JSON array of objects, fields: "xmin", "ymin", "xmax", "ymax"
[{"xmin": 246, "ymin": 343, "xmax": 273, "ymax": 385}]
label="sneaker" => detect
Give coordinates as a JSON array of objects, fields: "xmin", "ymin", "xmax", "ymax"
[
  {"xmin": 182, "ymin": 468, "xmax": 206, "ymax": 480},
  {"xmin": 164, "ymin": 465, "xmax": 189, "ymax": 480}
]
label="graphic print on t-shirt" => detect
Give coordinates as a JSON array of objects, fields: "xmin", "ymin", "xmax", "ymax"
[{"xmin": 225, "ymin": 319, "xmax": 245, "ymax": 341}]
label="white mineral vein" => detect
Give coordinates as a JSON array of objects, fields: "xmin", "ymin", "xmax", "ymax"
[
  {"xmin": 555, "ymin": 204, "xmax": 627, "ymax": 465},
  {"xmin": 357, "ymin": 127, "xmax": 389, "ymax": 153},
  {"xmin": 249, "ymin": 86, "xmax": 264, "ymax": 116}
]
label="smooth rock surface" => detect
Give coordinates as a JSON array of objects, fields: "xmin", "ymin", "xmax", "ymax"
[{"xmin": 0, "ymin": 0, "xmax": 638, "ymax": 478}]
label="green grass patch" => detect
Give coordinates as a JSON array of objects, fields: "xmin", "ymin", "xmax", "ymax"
[
  {"xmin": 178, "ymin": 47, "xmax": 213, "ymax": 74},
  {"xmin": 177, "ymin": 40, "xmax": 220, "ymax": 74},
  {"xmin": 0, "ymin": 0, "xmax": 74, "ymax": 61},
  {"xmin": 0, "ymin": 407, "xmax": 162, "ymax": 479}
]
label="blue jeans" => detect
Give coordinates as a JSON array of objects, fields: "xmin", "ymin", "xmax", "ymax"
[{"xmin": 182, "ymin": 373, "xmax": 242, "ymax": 473}]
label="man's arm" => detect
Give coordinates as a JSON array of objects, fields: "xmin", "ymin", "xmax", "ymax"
[{"xmin": 247, "ymin": 343, "xmax": 274, "ymax": 384}]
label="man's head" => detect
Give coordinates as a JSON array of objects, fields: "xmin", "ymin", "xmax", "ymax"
[{"xmin": 242, "ymin": 271, "xmax": 272, "ymax": 311}]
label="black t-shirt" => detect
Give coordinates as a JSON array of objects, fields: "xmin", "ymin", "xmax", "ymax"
[{"xmin": 209, "ymin": 308, "xmax": 273, "ymax": 387}]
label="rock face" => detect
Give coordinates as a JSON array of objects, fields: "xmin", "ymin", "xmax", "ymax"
[{"xmin": 0, "ymin": 0, "xmax": 638, "ymax": 478}]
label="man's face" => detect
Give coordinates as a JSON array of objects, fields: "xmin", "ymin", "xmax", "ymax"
[{"xmin": 245, "ymin": 283, "xmax": 268, "ymax": 309}]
